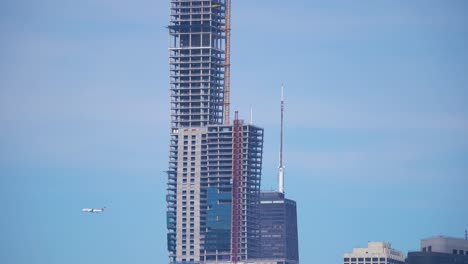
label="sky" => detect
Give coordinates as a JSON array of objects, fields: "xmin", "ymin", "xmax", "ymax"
[{"xmin": 1, "ymin": 0, "xmax": 467, "ymax": 263}]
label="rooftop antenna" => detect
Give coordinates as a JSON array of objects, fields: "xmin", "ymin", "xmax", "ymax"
[
  {"xmin": 278, "ymin": 84, "xmax": 285, "ymax": 194},
  {"xmin": 250, "ymin": 107, "xmax": 253, "ymax": 125}
]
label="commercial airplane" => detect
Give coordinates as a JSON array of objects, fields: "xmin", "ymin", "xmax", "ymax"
[{"xmin": 82, "ymin": 207, "xmax": 106, "ymax": 213}]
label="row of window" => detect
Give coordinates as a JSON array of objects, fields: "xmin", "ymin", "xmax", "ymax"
[
  {"xmin": 422, "ymin": 246, "xmax": 467, "ymax": 255},
  {"xmin": 171, "ymin": 1, "xmax": 222, "ymax": 7},
  {"xmin": 181, "ymin": 229, "xmax": 195, "ymax": 235},
  {"xmin": 453, "ymin": 249, "xmax": 467, "ymax": 255},
  {"xmin": 344, "ymin": 262, "xmax": 399, "ymax": 264},
  {"xmin": 344, "ymin": 259, "xmax": 404, "ymax": 264},
  {"xmin": 181, "ymin": 250, "xmax": 195, "ymax": 256},
  {"xmin": 344, "ymin": 257, "xmax": 386, "ymax": 261}
]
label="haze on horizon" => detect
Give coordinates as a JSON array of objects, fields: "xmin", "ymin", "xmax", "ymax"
[{"xmin": 1, "ymin": 1, "xmax": 467, "ymax": 264}]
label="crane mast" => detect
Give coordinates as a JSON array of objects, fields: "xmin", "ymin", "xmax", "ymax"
[{"xmin": 223, "ymin": 0, "xmax": 231, "ymax": 125}]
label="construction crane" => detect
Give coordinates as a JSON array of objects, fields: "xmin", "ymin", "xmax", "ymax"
[{"xmin": 223, "ymin": 0, "xmax": 231, "ymax": 125}]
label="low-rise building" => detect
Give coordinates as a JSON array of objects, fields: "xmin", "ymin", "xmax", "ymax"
[
  {"xmin": 406, "ymin": 236, "xmax": 468, "ymax": 264},
  {"xmin": 343, "ymin": 242, "xmax": 405, "ymax": 264}
]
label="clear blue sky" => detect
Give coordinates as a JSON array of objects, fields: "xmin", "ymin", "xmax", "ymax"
[{"xmin": 1, "ymin": 1, "xmax": 467, "ymax": 263}]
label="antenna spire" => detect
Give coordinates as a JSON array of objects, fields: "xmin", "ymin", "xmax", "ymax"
[
  {"xmin": 250, "ymin": 107, "xmax": 253, "ymax": 124},
  {"xmin": 278, "ymin": 84, "xmax": 285, "ymax": 193}
]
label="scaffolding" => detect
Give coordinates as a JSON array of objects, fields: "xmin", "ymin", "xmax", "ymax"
[{"xmin": 231, "ymin": 112, "xmax": 243, "ymax": 262}]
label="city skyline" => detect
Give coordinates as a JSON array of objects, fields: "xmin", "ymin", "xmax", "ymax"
[{"xmin": 1, "ymin": 1, "xmax": 467, "ymax": 264}]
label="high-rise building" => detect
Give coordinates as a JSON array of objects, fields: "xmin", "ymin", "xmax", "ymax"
[
  {"xmin": 166, "ymin": 1, "xmax": 264, "ymax": 263},
  {"xmin": 256, "ymin": 87, "xmax": 299, "ymax": 264},
  {"xmin": 258, "ymin": 192, "xmax": 299, "ymax": 264},
  {"xmin": 343, "ymin": 242, "xmax": 405, "ymax": 264},
  {"xmin": 168, "ymin": 0, "xmax": 226, "ymax": 128},
  {"xmin": 406, "ymin": 236, "xmax": 468, "ymax": 264}
]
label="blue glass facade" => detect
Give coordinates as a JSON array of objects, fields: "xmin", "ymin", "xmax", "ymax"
[{"xmin": 205, "ymin": 187, "xmax": 231, "ymax": 252}]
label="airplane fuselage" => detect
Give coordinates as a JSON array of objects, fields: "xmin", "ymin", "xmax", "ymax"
[{"xmin": 82, "ymin": 207, "xmax": 105, "ymax": 213}]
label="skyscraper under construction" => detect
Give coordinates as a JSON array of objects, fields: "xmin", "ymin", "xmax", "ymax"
[{"xmin": 166, "ymin": 0, "xmax": 264, "ymax": 263}]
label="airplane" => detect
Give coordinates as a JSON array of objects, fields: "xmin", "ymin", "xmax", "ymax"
[{"xmin": 82, "ymin": 207, "xmax": 106, "ymax": 213}]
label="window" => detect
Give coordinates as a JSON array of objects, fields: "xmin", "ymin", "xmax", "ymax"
[
  {"xmin": 428, "ymin": 246, "xmax": 432, "ymax": 252},
  {"xmin": 453, "ymin": 249, "xmax": 458, "ymax": 254}
]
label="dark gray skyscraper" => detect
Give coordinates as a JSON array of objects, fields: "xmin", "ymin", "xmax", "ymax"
[
  {"xmin": 257, "ymin": 88, "xmax": 300, "ymax": 264},
  {"xmin": 258, "ymin": 192, "xmax": 299, "ymax": 264}
]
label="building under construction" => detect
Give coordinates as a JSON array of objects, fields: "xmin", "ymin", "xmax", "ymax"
[
  {"xmin": 167, "ymin": 117, "xmax": 264, "ymax": 263},
  {"xmin": 166, "ymin": 0, "xmax": 265, "ymax": 263}
]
